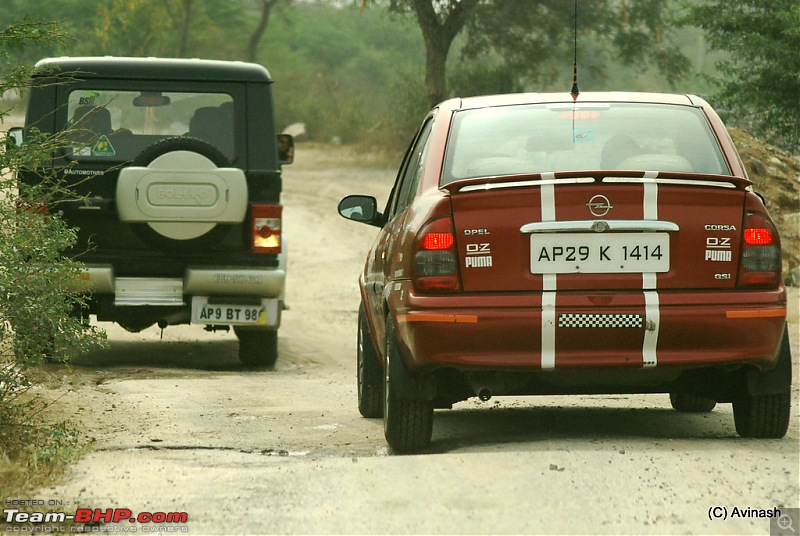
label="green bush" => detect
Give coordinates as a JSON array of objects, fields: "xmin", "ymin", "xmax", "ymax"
[{"xmin": 1, "ymin": 18, "xmax": 106, "ymax": 497}]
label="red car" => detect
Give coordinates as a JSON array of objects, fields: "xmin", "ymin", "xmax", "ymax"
[{"xmin": 338, "ymin": 92, "xmax": 791, "ymax": 452}]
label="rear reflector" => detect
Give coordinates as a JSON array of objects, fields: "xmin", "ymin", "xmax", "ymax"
[{"xmin": 251, "ymin": 204, "xmax": 282, "ymax": 254}]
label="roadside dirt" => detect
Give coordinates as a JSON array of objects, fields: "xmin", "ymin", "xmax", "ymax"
[{"xmin": 14, "ymin": 142, "xmax": 800, "ymax": 534}]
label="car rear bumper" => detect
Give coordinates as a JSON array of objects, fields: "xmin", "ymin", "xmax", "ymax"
[
  {"xmin": 387, "ymin": 281, "xmax": 786, "ymax": 373},
  {"xmin": 79, "ymin": 263, "xmax": 286, "ymax": 300},
  {"xmin": 76, "ymin": 262, "xmax": 286, "ymax": 329}
]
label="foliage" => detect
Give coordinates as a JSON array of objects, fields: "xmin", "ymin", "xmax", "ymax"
[
  {"xmin": 0, "ymin": 1, "xmax": 746, "ymax": 155},
  {"xmin": 388, "ymin": 0, "xmax": 690, "ymax": 108},
  {"xmin": 0, "ymin": 2, "xmax": 428, "ymax": 151},
  {"xmin": 465, "ymin": 0, "xmax": 688, "ymax": 90},
  {"xmin": 681, "ymin": 0, "xmax": 800, "ymax": 153},
  {"xmin": 1, "ymin": 19, "xmax": 106, "ymax": 495},
  {"xmin": 260, "ymin": 3, "xmax": 428, "ymax": 148},
  {"xmin": 93, "ymin": 0, "xmax": 247, "ymax": 57}
]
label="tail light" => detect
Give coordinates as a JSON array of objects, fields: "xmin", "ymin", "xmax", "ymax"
[
  {"xmin": 251, "ymin": 204, "xmax": 282, "ymax": 254},
  {"xmin": 412, "ymin": 216, "xmax": 461, "ymax": 293},
  {"xmin": 737, "ymin": 211, "xmax": 781, "ymax": 288}
]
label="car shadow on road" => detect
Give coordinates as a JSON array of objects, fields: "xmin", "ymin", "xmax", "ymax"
[
  {"xmin": 427, "ymin": 399, "xmax": 738, "ymax": 453},
  {"xmin": 72, "ymin": 338, "xmax": 242, "ymax": 371}
]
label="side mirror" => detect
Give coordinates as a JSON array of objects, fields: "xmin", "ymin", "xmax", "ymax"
[
  {"xmin": 6, "ymin": 127, "xmax": 24, "ymax": 147},
  {"xmin": 338, "ymin": 195, "xmax": 382, "ymax": 226},
  {"xmin": 278, "ymin": 134, "xmax": 294, "ymax": 165}
]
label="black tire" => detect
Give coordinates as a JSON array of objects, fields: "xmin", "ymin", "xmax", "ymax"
[
  {"xmin": 669, "ymin": 392, "xmax": 717, "ymax": 412},
  {"xmin": 383, "ymin": 319, "xmax": 433, "ymax": 452},
  {"xmin": 128, "ymin": 137, "xmax": 234, "ymax": 252},
  {"xmin": 357, "ymin": 304, "xmax": 383, "ymax": 418},
  {"xmin": 131, "ymin": 136, "xmax": 230, "ymax": 168},
  {"xmin": 732, "ymin": 330, "xmax": 792, "ymax": 439},
  {"xmin": 733, "ymin": 393, "xmax": 791, "ymax": 438},
  {"xmin": 235, "ymin": 328, "xmax": 278, "ymax": 368}
]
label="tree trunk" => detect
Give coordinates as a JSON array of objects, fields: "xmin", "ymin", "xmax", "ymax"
[
  {"xmin": 411, "ymin": 0, "xmax": 479, "ymax": 109},
  {"xmin": 177, "ymin": 0, "xmax": 193, "ymax": 57},
  {"xmin": 421, "ymin": 29, "xmax": 450, "ymax": 108},
  {"xmin": 246, "ymin": 0, "xmax": 278, "ymax": 63}
]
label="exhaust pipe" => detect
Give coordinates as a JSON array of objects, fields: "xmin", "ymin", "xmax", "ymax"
[{"xmin": 478, "ymin": 388, "xmax": 492, "ymax": 402}]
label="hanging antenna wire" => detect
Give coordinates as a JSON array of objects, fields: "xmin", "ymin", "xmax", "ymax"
[{"xmin": 570, "ymin": 0, "xmax": 580, "ymax": 100}]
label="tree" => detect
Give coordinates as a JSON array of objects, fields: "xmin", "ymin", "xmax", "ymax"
[
  {"xmin": 389, "ymin": 0, "xmax": 478, "ymax": 109},
  {"xmin": 164, "ymin": 0, "xmax": 195, "ymax": 57},
  {"xmin": 387, "ymin": 0, "xmax": 689, "ymax": 109},
  {"xmin": 92, "ymin": 0, "xmax": 246, "ymax": 58},
  {"xmin": 682, "ymin": 0, "xmax": 800, "ymax": 153},
  {"xmin": 246, "ymin": 0, "xmax": 289, "ymax": 62}
]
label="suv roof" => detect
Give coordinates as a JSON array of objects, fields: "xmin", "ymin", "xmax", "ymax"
[{"xmin": 35, "ymin": 56, "xmax": 273, "ymax": 83}]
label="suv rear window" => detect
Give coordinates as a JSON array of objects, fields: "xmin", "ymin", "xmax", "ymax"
[
  {"xmin": 442, "ymin": 102, "xmax": 731, "ymax": 184},
  {"xmin": 65, "ymin": 89, "xmax": 234, "ymax": 162}
]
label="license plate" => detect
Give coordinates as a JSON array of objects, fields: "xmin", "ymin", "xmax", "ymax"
[
  {"xmin": 191, "ymin": 299, "xmax": 267, "ymax": 325},
  {"xmin": 530, "ymin": 233, "xmax": 669, "ymax": 274}
]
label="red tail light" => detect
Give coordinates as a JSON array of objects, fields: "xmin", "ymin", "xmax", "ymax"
[
  {"xmin": 738, "ymin": 212, "xmax": 781, "ymax": 288},
  {"xmin": 19, "ymin": 199, "xmax": 49, "ymax": 215},
  {"xmin": 251, "ymin": 204, "xmax": 282, "ymax": 254},
  {"xmin": 413, "ymin": 217, "xmax": 461, "ymax": 293},
  {"xmin": 422, "ymin": 232, "xmax": 454, "ymax": 250},
  {"xmin": 743, "ymin": 228, "xmax": 774, "ymax": 246}
]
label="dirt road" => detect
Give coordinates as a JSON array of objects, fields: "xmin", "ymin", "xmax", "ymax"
[{"xmin": 24, "ymin": 145, "xmax": 800, "ymax": 534}]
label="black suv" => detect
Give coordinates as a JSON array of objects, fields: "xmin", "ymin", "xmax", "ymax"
[{"xmin": 13, "ymin": 56, "xmax": 293, "ymax": 366}]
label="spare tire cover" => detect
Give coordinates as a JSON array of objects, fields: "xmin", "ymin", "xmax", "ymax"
[{"xmin": 118, "ymin": 137, "xmax": 245, "ymax": 251}]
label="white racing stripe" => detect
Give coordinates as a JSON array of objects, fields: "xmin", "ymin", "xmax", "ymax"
[
  {"xmin": 541, "ymin": 288, "xmax": 556, "ymax": 369},
  {"xmin": 642, "ymin": 174, "xmax": 660, "ymax": 367},
  {"xmin": 538, "ymin": 172, "xmax": 662, "ymax": 369},
  {"xmin": 643, "ymin": 291, "xmax": 660, "ymax": 367},
  {"xmin": 540, "ymin": 176, "xmax": 556, "ymax": 369}
]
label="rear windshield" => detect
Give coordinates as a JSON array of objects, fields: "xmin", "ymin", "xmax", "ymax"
[
  {"xmin": 63, "ymin": 89, "xmax": 234, "ymax": 162},
  {"xmin": 442, "ymin": 102, "xmax": 731, "ymax": 184}
]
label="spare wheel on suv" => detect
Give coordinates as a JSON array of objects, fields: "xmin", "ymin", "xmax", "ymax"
[{"xmin": 116, "ymin": 136, "xmax": 246, "ymax": 250}]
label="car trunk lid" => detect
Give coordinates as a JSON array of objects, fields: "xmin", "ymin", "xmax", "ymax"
[{"xmin": 447, "ymin": 171, "xmax": 750, "ymax": 292}]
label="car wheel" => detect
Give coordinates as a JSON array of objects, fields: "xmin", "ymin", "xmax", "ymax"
[
  {"xmin": 235, "ymin": 328, "xmax": 278, "ymax": 368},
  {"xmin": 383, "ymin": 318, "xmax": 433, "ymax": 452},
  {"xmin": 669, "ymin": 392, "xmax": 717, "ymax": 412},
  {"xmin": 732, "ymin": 330, "xmax": 792, "ymax": 438},
  {"xmin": 732, "ymin": 392, "xmax": 791, "ymax": 438},
  {"xmin": 357, "ymin": 304, "xmax": 383, "ymax": 418}
]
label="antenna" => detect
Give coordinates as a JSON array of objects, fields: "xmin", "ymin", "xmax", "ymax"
[{"xmin": 570, "ymin": 0, "xmax": 579, "ymax": 101}]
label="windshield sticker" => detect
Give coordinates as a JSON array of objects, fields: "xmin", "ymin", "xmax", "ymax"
[
  {"xmin": 92, "ymin": 135, "xmax": 116, "ymax": 156},
  {"xmin": 78, "ymin": 92, "xmax": 100, "ymax": 106}
]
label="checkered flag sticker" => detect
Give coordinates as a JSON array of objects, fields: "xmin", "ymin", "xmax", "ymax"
[{"xmin": 558, "ymin": 313, "xmax": 644, "ymax": 329}]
